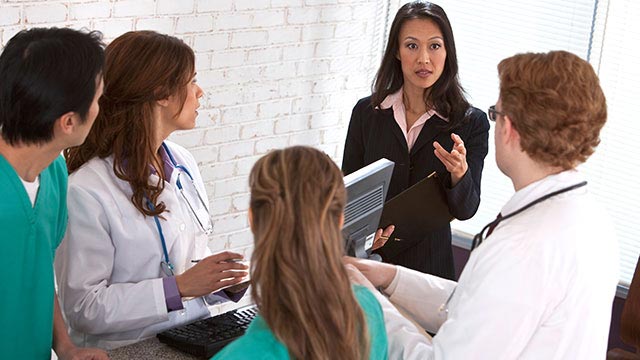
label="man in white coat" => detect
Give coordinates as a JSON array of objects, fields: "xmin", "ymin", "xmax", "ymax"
[{"xmin": 346, "ymin": 50, "xmax": 619, "ymax": 359}]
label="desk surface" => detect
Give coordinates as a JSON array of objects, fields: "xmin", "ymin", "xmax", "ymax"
[
  {"xmin": 107, "ymin": 297, "xmax": 253, "ymax": 359},
  {"xmin": 108, "ymin": 337, "xmax": 199, "ymax": 360}
]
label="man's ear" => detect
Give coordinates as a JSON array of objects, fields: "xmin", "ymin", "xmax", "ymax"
[
  {"xmin": 502, "ymin": 115, "xmax": 520, "ymax": 145},
  {"xmin": 56, "ymin": 111, "xmax": 78, "ymax": 136}
]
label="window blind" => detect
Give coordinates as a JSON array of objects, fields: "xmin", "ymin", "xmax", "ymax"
[
  {"xmin": 579, "ymin": 0, "xmax": 640, "ymax": 286},
  {"xmin": 380, "ymin": 0, "xmax": 639, "ymax": 285},
  {"xmin": 428, "ymin": 0, "xmax": 597, "ymax": 238}
]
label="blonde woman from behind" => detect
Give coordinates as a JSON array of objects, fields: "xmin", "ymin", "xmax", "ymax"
[{"xmin": 213, "ymin": 146, "xmax": 388, "ymax": 360}]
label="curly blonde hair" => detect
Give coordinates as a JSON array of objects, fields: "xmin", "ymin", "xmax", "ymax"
[{"xmin": 498, "ymin": 51, "xmax": 607, "ymax": 169}]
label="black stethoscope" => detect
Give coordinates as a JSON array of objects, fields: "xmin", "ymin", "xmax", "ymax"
[
  {"xmin": 471, "ymin": 181, "xmax": 588, "ymax": 250},
  {"xmin": 439, "ymin": 180, "xmax": 588, "ymax": 315},
  {"xmin": 147, "ymin": 142, "xmax": 212, "ymax": 277}
]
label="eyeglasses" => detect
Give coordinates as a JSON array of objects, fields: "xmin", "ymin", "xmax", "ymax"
[
  {"xmin": 488, "ymin": 105, "xmax": 505, "ymax": 121},
  {"xmin": 176, "ymin": 169, "xmax": 213, "ymax": 235}
]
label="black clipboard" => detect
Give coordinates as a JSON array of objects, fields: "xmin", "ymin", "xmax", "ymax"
[{"xmin": 377, "ymin": 172, "xmax": 453, "ymax": 259}]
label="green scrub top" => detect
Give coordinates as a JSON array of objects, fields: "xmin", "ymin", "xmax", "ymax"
[
  {"xmin": 0, "ymin": 154, "xmax": 68, "ymax": 359},
  {"xmin": 213, "ymin": 285, "xmax": 389, "ymax": 360}
]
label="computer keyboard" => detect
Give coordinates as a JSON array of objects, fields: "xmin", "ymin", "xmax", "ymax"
[{"xmin": 157, "ymin": 305, "xmax": 258, "ymax": 358}]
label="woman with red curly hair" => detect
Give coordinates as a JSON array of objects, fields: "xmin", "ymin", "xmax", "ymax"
[{"xmin": 346, "ymin": 50, "xmax": 618, "ymax": 359}]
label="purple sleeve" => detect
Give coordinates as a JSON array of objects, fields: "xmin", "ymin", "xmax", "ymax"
[
  {"xmin": 162, "ymin": 276, "xmax": 184, "ymax": 312},
  {"xmin": 208, "ymin": 288, "xmax": 248, "ymax": 302},
  {"xmin": 204, "ymin": 285, "xmax": 250, "ymax": 305},
  {"xmin": 222, "ymin": 287, "xmax": 248, "ymax": 302},
  {"xmin": 210, "ymin": 287, "xmax": 247, "ymax": 303}
]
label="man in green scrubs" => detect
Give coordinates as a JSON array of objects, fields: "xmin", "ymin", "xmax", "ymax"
[{"xmin": 0, "ymin": 28, "xmax": 107, "ymax": 359}]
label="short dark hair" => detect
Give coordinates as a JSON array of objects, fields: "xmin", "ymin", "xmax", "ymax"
[
  {"xmin": 372, "ymin": 1, "xmax": 470, "ymax": 128},
  {"xmin": 0, "ymin": 27, "xmax": 104, "ymax": 145}
]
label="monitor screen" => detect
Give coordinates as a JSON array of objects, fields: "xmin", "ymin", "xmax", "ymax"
[{"xmin": 342, "ymin": 158, "xmax": 394, "ymax": 260}]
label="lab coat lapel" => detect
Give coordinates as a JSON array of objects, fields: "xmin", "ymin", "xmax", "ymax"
[{"xmin": 148, "ymin": 171, "xmax": 183, "ymax": 265}]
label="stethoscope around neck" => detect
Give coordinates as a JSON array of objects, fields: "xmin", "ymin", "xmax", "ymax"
[
  {"xmin": 470, "ymin": 180, "xmax": 588, "ymax": 250},
  {"xmin": 438, "ymin": 180, "xmax": 588, "ymax": 315},
  {"xmin": 147, "ymin": 142, "xmax": 213, "ymax": 277}
]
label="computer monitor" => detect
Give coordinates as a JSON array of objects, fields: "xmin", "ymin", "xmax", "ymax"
[{"xmin": 342, "ymin": 158, "xmax": 394, "ymax": 260}]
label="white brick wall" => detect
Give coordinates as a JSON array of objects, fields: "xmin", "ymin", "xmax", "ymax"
[
  {"xmin": 0, "ymin": 6, "xmax": 21, "ymax": 26},
  {"xmin": 0, "ymin": 0, "xmax": 387, "ymax": 258}
]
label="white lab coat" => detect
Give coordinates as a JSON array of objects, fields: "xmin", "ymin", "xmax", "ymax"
[
  {"xmin": 55, "ymin": 141, "xmax": 229, "ymax": 349},
  {"xmin": 375, "ymin": 170, "xmax": 619, "ymax": 359}
]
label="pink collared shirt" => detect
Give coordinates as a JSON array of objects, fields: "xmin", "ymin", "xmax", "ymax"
[{"xmin": 379, "ymin": 88, "xmax": 447, "ymax": 151}]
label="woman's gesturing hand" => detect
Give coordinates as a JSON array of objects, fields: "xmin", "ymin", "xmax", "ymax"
[
  {"xmin": 434, "ymin": 133, "xmax": 468, "ymax": 187},
  {"xmin": 175, "ymin": 251, "xmax": 249, "ymax": 298}
]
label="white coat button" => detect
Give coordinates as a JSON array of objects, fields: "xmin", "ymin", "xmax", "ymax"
[{"xmin": 180, "ymin": 223, "xmax": 186, "ymax": 231}]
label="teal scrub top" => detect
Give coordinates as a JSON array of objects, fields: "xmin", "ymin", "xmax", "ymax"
[
  {"xmin": 213, "ymin": 285, "xmax": 389, "ymax": 360},
  {"xmin": 0, "ymin": 154, "xmax": 68, "ymax": 359}
]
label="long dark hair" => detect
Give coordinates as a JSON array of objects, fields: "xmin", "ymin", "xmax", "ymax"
[
  {"xmin": 249, "ymin": 146, "xmax": 369, "ymax": 360},
  {"xmin": 372, "ymin": 1, "xmax": 470, "ymax": 128},
  {"xmin": 65, "ymin": 31, "xmax": 195, "ymax": 217}
]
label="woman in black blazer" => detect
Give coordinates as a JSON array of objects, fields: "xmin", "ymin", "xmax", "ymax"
[{"xmin": 342, "ymin": 1, "xmax": 489, "ymax": 279}]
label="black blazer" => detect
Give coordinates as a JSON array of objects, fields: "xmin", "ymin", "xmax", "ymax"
[{"xmin": 342, "ymin": 96, "xmax": 490, "ymax": 279}]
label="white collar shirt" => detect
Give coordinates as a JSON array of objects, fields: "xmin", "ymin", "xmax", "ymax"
[{"xmin": 380, "ymin": 88, "xmax": 447, "ymax": 151}]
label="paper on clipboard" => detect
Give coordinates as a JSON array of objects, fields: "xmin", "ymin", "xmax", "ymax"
[{"xmin": 378, "ymin": 172, "xmax": 453, "ymax": 247}]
